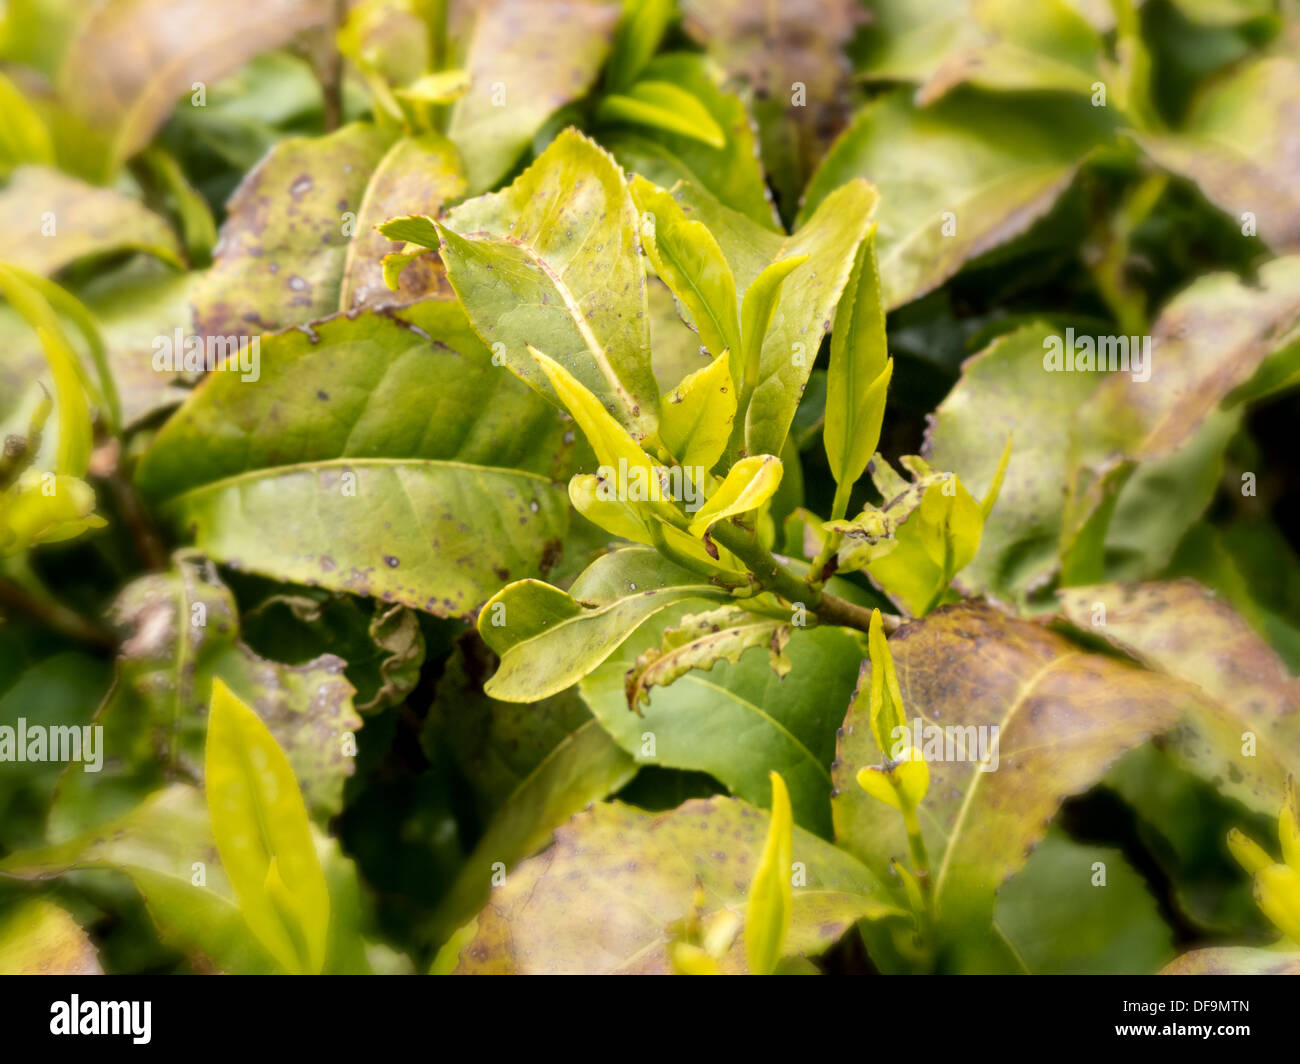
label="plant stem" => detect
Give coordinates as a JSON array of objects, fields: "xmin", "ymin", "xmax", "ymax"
[
  {"xmin": 0, "ymin": 577, "xmax": 116, "ymax": 650},
  {"xmin": 709, "ymin": 520, "xmax": 898, "ymax": 634}
]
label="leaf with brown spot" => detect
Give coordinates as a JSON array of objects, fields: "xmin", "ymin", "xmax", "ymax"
[
  {"xmin": 1162, "ymin": 946, "xmax": 1300, "ymax": 974},
  {"xmin": 678, "ymin": 0, "xmax": 866, "ymax": 216},
  {"xmin": 49, "ymin": 554, "xmax": 361, "ymax": 831},
  {"xmin": 1059, "ymin": 581, "xmax": 1299, "ymax": 813},
  {"xmin": 832, "ymin": 602, "xmax": 1199, "ymax": 945},
  {"xmin": 193, "ymin": 124, "xmax": 466, "ymax": 337},
  {"xmin": 452, "ymin": 797, "xmax": 900, "ymax": 974},
  {"xmin": 136, "ymin": 305, "xmax": 581, "ymax": 619}
]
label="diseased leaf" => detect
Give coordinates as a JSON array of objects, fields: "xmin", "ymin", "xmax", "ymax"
[
  {"xmin": 452, "ymin": 797, "xmax": 899, "ymax": 973},
  {"xmin": 679, "ymin": 0, "xmax": 866, "ymax": 215},
  {"xmin": 0, "ymin": 898, "xmax": 102, "ymax": 975},
  {"xmin": 479, "ymin": 547, "xmax": 729, "ymax": 702},
  {"xmin": 448, "ymin": 0, "xmax": 620, "ymax": 194},
  {"xmin": 50, "ymin": 555, "xmax": 361, "ymax": 832},
  {"xmin": 624, "ymin": 603, "xmax": 791, "ymax": 713},
  {"xmin": 439, "ymin": 129, "xmax": 658, "ymax": 440},
  {"xmin": 205, "ymin": 678, "xmax": 330, "ymax": 974},
  {"xmin": 801, "ymin": 90, "xmax": 1113, "ymax": 310},
  {"xmin": 136, "ymin": 306, "xmax": 578, "ymax": 618},
  {"xmin": 582, "ymin": 605, "xmax": 864, "ymax": 834},
  {"xmin": 192, "ymin": 125, "xmax": 465, "ymax": 337},
  {"xmin": 59, "ymin": 0, "xmax": 328, "ymax": 171},
  {"xmin": 1137, "ymin": 56, "xmax": 1300, "ymax": 252},
  {"xmin": 1059, "ymin": 581, "xmax": 1300, "ymax": 810},
  {"xmin": 833, "ymin": 603, "xmax": 1195, "ymax": 944},
  {"xmin": 0, "ymin": 166, "xmax": 183, "ymax": 275}
]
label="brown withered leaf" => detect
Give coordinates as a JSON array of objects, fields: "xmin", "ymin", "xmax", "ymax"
[
  {"xmin": 832, "ymin": 602, "xmax": 1200, "ymax": 937},
  {"xmin": 678, "ymin": 0, "xmax": 866, "ymax": 214},
  {"xmin": 453, "ymin": 797, "xmax": 899, "ymax": 974},
  {"xmin": 1059, "ymin": 581, "xmax": 1299, "ymax": 812},
  {"xmin": 59, "ymin": 0, "xmax": 328, "ymax": 170}
]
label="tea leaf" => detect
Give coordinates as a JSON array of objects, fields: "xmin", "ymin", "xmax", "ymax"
[
  {"xmin": 746, "ymin": 771, "xmax": 794, "ymax": 974},
  {"xmin": 205, "ymin": 678, "xmax": 330, "ymax": 974}
]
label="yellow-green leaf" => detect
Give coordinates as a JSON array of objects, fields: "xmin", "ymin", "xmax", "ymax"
[
  {"xmin": 599, "ymin": 80, "xmax": 727, "ymax": 149},
  {"xmin": 738, "ymin": 254, "xmax": 807, "ymax": 397},
  {"xmin": 688, "ymin": 454, "xmax": 783, "ymax": 537},
  {"xmin": 205, "ymin": 678, "xmax": 330, "ymax": 974},
  {"xmin": 630, "ymin": 175, "xmax": 741, "ymax": 362},
  {"xmin": 659, "ymin": 349, "xmax": 737, "ymax": 471},
  {"xmin": 745, "ymin": 772, "xmax": 794, "ymax": 974}
]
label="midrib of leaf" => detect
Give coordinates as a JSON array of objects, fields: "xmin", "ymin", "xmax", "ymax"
[
  {"xmin": 678, "ymin": 673, "xmax": 832, "ymax": 785},
  {"xmin": 159, "ymin": 455, "xmax": 561, "ymax": 504},
  {"xmin": 931, "ymin": 651, "xmax": 1080, "ymax": 903},
  {"xmin": 502, "ymin": 227, "xmax": 642, "ymax": 425}
]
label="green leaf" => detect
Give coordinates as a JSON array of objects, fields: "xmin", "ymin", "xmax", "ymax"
[
  {"xmin": 687, "ymin": 454, "xmax": 782, "ymax": 538},
  {"xmin": 992, "ymin": 829, "xmax": 1175, "ymax": 974},
  {"xmin": 0, "ymin": 898, "xmax": 101, "ymax": 975},
  {"xmin": 1058, "ymin": 582, "xmax": 1299, "ymax": 813},
  {"xmin": 135, "ymin": 306, "xmax": 577, "ymax": 618},
  {"xmin": 1137, "ymin": 56, "xmax": 1300, "ymax": 252},
  {"xmin": 448, "ymin": 0, "xmax": 620, "ymax": 193},
  {"xmin": 0, "ymin": 70, "xmax": 54, "ymax": 176},
  {"xmin": 658, "ymin": 349, "xmax": 738, "ymax": 471},
  {"xmin": 801, "ymin": 90, "xmax": 1113, "ymax": 309},
  {"xmin": 479, "ymin": 547, "xmax": 729, "ymax": 702},
  {"xmin": 427, "ymin": 716, "xmax": 636, "ymax": 942},
  {"xmin": 824, "ymin": 227, "xmax": 892, "ymax": 513},
  {"xmin": 581, "ymin": 606, "xmax": 864, "ymax": 834},
  {"xmin": 0, "ymin": 785, "xmax": 279, "ymax": 974},
  {"xmin": 738, "ymin": 254, "xmax": 808, "ymax": 401},
  {"xmin": 629, "ymin": 174, "xmax": 741, "ymax": 362},
  {"xmin": 598, "ymin": 80, "xmax": 727, "ymax": 149},
  {"xmin": 740, "ymin": 180, "xmax": 878, "ymax": 458},
  {"xmin": 0, "ymin": 166, "xmax": 183, "ymax": 275},
  {"xmin": 450, "ymin": 797, "xmax": 899, "ymax": 973},
  {"xmin": 606, "ymin": 0, "xmax": 675, "ymax": 91},
  {"xmin": 439, "ymin": 129, "xmax": 658, "ymax": 440},
  {"xmin": 58, "ymin": 0, "xmax": 328, "ymax": 172},
  {"xmin": 205, "ymin": 678, "xmax": 330, "ymax": 974},
  {"xmin": 604, "ymin": 52, "xmax": 779, "ymax": 232},
  {"xmin": 833, "ymin": 602, "xmax": 1195, "ymax": 945},
  {"xmin": 746, "ymin": 771, "xmax": 794, "ymax": 974}
]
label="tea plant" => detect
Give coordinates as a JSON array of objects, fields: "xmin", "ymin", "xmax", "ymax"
[{"xmin": 0, "ymin": 0, "xmax": 1298, "ymax": 976}]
